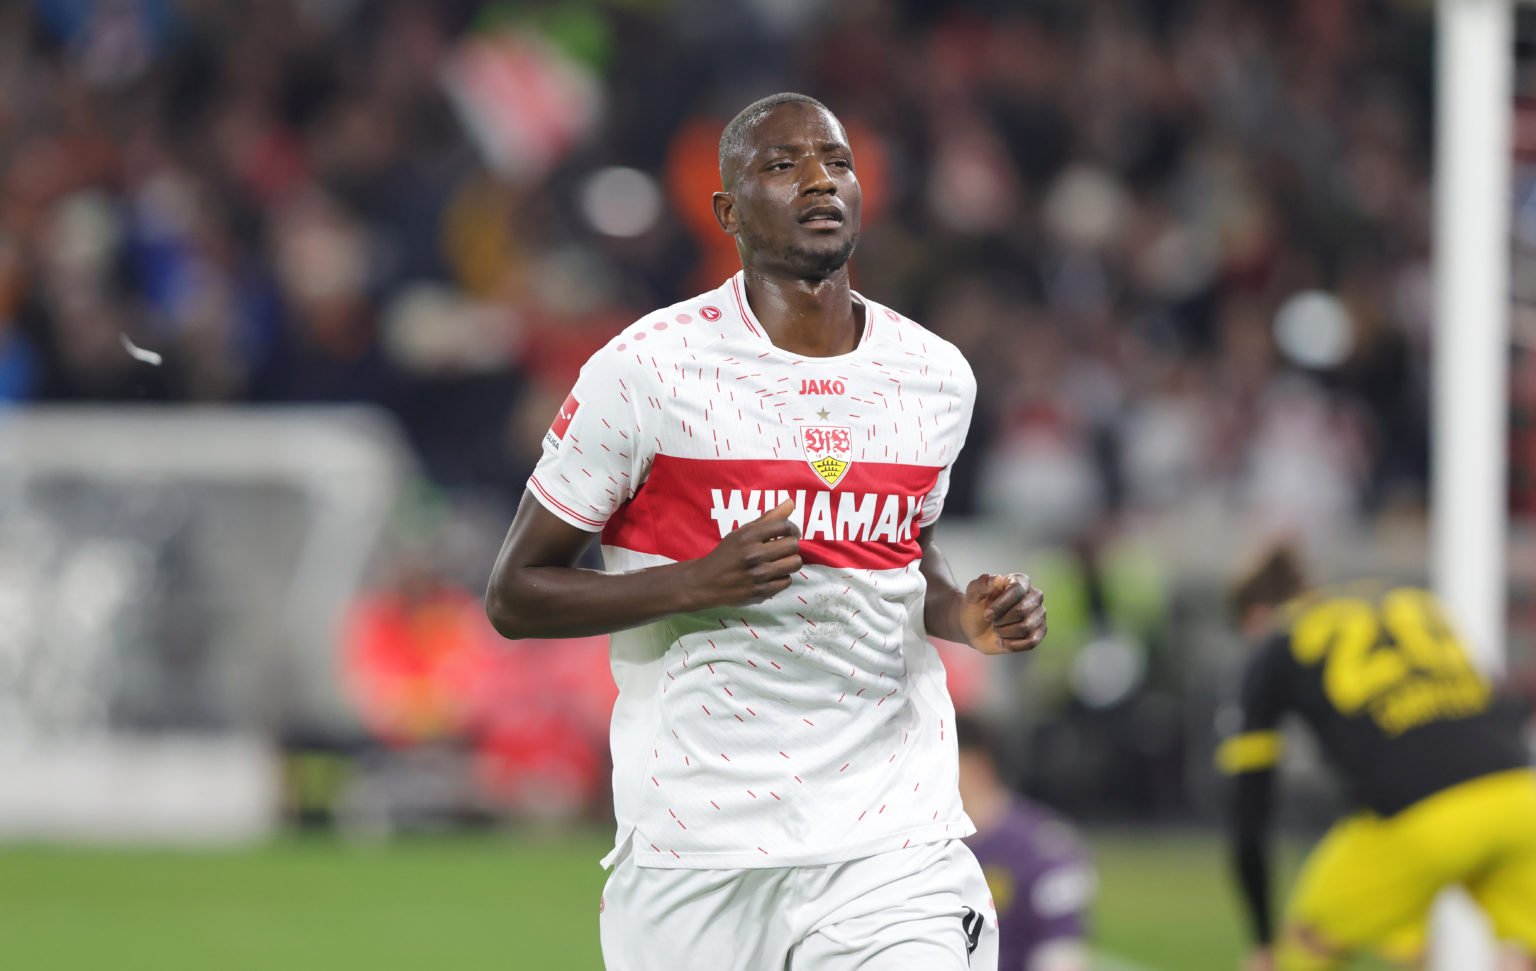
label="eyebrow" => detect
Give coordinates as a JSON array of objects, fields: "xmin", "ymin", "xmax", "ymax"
[{"xmin": 763, "ymin": 142, "xmax": 851, "ymax": 155}]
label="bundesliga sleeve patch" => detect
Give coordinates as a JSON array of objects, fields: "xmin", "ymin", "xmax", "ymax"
[{"xmin": 545, "ymin": 391, "xmax": 580, "ymax": 450}]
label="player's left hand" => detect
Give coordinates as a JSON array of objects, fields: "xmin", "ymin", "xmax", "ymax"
[{"xmin": 960, "ymin": 573, "xmax": 1045, "ymax": 655}]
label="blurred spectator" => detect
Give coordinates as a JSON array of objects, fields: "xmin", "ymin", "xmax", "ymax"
[
  {"xmin": 11, "ymin": 0, "xmax": 1533, "ymax": 842},
  {"xmin": 341, "ymin": 533, "xmax": 617, "ymax": 819},
  {"xmin": 958, "ymin": 713, "xmax": 1096, "ymax": 971},
  {"xmin": 1, "ymin": 0, "xmax": 1443, "ymax": 541}
]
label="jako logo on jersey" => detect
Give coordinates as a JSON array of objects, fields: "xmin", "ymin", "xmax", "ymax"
[
  {"xmin": 710, "ymin": 489, "xmax": 922, "ymax": 543},
  {"xmin": 545, "ymin": 392, "xmax": 580, "ymax": 450},
  {"xmin": 798, "ymin": 379, "xmax": 845, "ymax": 396},
  {"xmin": 802, "ymin": 425, "xmax": 853, "ymax": 488}
]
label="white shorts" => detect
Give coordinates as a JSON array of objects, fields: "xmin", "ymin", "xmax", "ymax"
[{"xmin": 599, "ymin": 837, "xmax": 999, "ymax": 971}]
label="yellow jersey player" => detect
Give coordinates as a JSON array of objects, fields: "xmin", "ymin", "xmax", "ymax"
[{"xmin": 1218, "ymin": 543, "xmax": 1536, "ymax": 971}]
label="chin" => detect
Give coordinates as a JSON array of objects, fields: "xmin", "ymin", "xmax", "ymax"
[{"xmin": 784, "ymin": 235, "xmax": 858, "ymax": 279}]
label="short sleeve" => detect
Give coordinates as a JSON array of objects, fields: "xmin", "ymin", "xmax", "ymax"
[
  {"xmin": 1215, "ymin": 636, "xmax": 1291, "ymax": 775},
  {"xmin": 918, "ymin": 466, "xmax": 952, "ymax": 527},
  {"xmin": 919, "ymin": 355, "xmax": 976, "ymax": 527},
  {"xmin": 527, "ymin": 344, "xmax": 654, "ymax": 532}
]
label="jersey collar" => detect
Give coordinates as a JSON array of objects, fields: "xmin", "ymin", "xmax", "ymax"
[{"xmin": 727, "ymin": 271, "xmax": 877, "ymax": 361}]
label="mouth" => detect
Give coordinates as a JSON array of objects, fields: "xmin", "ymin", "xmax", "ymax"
[{"xmin": 798, "ymin": 205, "xmax": 845, "ymax": 230}]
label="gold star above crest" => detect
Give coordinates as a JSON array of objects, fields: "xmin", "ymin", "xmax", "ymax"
[{"xmin": 816, "ymin": 408, "xmax": 831, "ymax": 421}]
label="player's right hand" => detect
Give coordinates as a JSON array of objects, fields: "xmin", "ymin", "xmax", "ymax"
[{"xmin": 690, "ymin": 500, "xmax": 802, "ymax": 607}]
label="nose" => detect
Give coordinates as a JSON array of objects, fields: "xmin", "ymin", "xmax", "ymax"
[{"xmin": 803, "ymin": 159, "xmax": 836, "ymax": 195}]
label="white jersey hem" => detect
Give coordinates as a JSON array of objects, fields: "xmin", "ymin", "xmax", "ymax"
[{"xmin": 623, "ymin": 817, "xmax": 977, "ymax": 870}]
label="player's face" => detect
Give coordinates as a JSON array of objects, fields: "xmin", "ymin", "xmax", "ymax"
[{"xmin": 726, "ymin": 104, "xmax": 861, "ymax": 279}]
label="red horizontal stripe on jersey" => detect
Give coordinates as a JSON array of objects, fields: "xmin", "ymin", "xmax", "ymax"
[{"xmin": 600, "ymin": 454, "xmax": 942, "ymax": 570}]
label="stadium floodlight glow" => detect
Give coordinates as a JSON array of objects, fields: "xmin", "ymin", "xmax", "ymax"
[
  {"xmin": 579, "ymin": 166, "xmax": 663, "ymax": 238},
  {"xmin": 1272, "ymin": 290, "xmax": 1354, "ymax": 370}
]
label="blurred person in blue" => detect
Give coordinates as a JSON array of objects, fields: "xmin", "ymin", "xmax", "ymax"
[
  {"xmin": 956, "ymin": 713, "xmax": 1095, "ymax": 971},
  {"xmin": 1218, "ymin": 543, "xmax": 1536, "ymax": 971}
]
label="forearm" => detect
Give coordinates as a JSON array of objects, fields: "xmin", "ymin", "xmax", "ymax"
[
  {"xmin": 1227, "ymin": 771, "xmax": 1276, "ymax": 946},
  {"xmin": 917, "ymin": 530, "xmax": 1047, "ymax": 655},
  {"xmin": 487, "ymin": 489, "xmax": 801, "ymax": 640},
  {"xmin": 918, "ymin": 537, "xmax": 968, "ymax": 643},
  {"xmin": 1232, "ymin": 832, "xmax": 1273, "ymax": 946},
  {"xmin": 487, "ymin": 559, "xmax": 706, "ymax": 639}
]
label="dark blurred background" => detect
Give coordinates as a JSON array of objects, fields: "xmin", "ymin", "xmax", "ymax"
[
  {"xmin": 0, "ymin": 0, "xmax": 1533, "ymax": 869},
  {"xmin": 6, "ymin": 2, "xmax": 1536, "ymax": 967}
]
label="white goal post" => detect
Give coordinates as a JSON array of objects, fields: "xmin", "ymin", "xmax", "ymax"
[
  {"xmin": 0, "ymin": 406, "xmax": 414, "ymax": 842},
  {"xmin": 1431, "ymin": 0, "xmax": 1517, "ymax": 967}
]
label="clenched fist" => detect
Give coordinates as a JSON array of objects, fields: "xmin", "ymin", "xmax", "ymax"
[{"xmin": 959, "ymin": 573, "xmax": 1047, "ymax": 655}]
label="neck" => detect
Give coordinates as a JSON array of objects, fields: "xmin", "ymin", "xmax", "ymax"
[{"xmin": 740, "ymin": 265, "xmax": 860, "ymax": 357}]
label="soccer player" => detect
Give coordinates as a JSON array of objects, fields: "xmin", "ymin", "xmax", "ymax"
[
  {"xmin": 1217, "ymin": 543, "xmax": 1536, "ymax": 971},
  {"xmin": 956, "ymin": 714, "xmax": 1095, "ymax": 971},
  {"xmin": 485, "ymin": 93, "xmax": 1047, "ymax": 970}
]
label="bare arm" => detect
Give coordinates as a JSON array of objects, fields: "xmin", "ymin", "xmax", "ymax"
[
  {"xmin": 918, "ymin": 526, "xmax": 1047, "ymax": 654},
  {"xmin": 485, "ymin": 492, "xmax": 802, "ymax": 640}
]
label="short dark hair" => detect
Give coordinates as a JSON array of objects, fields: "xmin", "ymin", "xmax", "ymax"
[
  {"xmin": 718, "ymin": 92, "xmax": 838, "ymax": 188},
  {"xmin": 1229, "ymin": 541, "xmax": 1307, "ymax": 619}
]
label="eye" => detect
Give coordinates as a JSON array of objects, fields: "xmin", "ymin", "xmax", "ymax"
[
  {"xmin": 767, "ymin": 160, "xmax": 794, "ymax": 172},
  {"xmin": 829, "ymin": 158, "xmax": 851, "ymax": 170}
]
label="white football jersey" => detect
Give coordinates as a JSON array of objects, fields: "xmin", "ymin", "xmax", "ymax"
[{"xmin": 529, "ymin": 271, "xmax": 979, "ymax": 869}]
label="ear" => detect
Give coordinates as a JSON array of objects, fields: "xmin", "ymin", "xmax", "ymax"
[{"xmin": 712, "ymin": 191, "xmax": 736, "ymax": 234}]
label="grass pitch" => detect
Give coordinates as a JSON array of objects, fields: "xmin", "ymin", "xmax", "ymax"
[{"xmin": 0, "ymin": 829, "xmax": 1351, "ymax": 970}]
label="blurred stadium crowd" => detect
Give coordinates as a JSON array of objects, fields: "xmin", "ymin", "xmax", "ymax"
[
  {"xmin": 1, "ymin": 0, "xmax": 1445, "ymax": 535},
  {"xmin": 4, "ymin": 0, "xmax": 1534, "ymax": 827}
]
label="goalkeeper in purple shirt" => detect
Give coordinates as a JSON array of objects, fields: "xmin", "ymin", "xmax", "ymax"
[{"xmin": 957, "ymin": 714, "xmax": 1096, "ymax": 971}]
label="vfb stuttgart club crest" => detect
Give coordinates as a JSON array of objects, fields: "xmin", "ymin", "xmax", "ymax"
[{"xmin": 802, "ymin": 424, "xmax": 854, "ymax": 489}]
